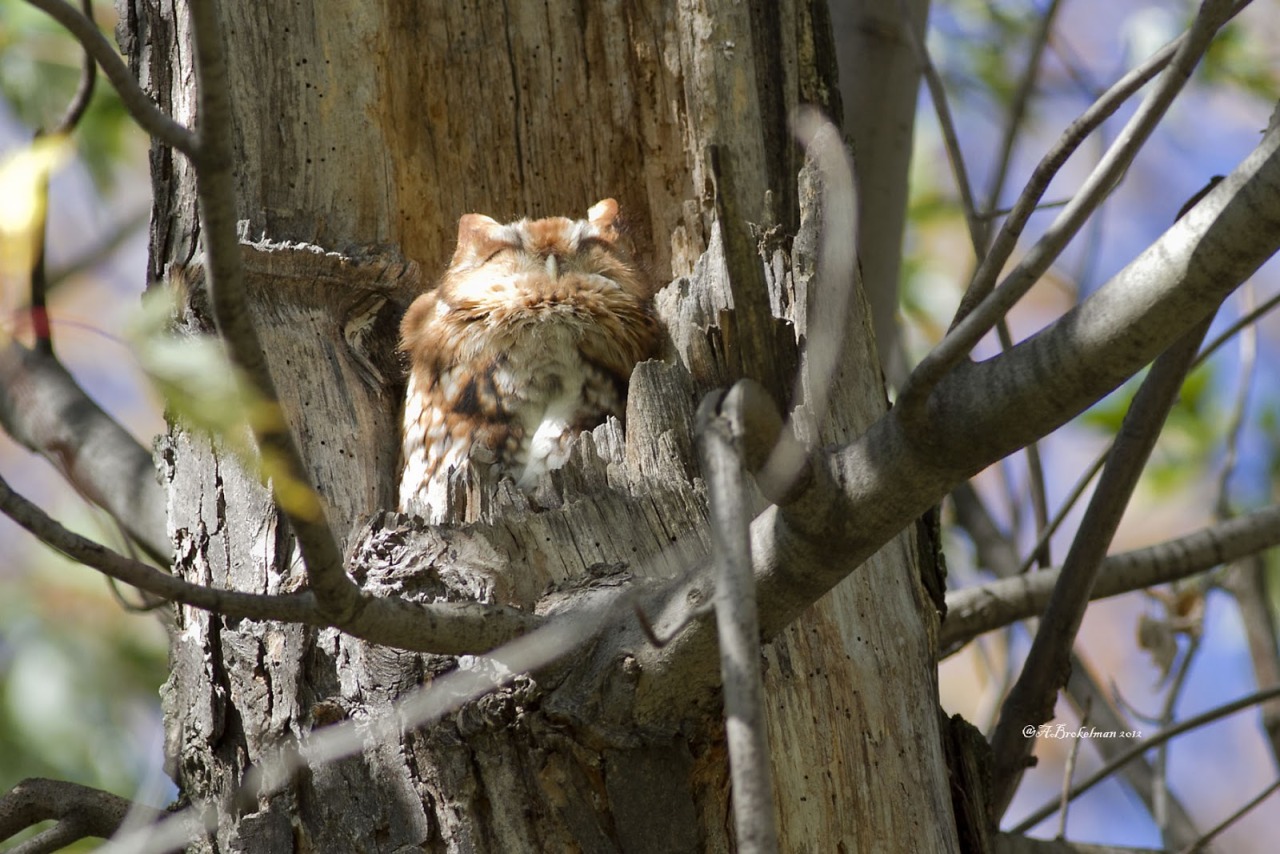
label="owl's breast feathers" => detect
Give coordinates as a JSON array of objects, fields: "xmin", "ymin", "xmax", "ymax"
[{"xmin": 398, "ymin": 200, "xmax": 659, "ymax": 519}]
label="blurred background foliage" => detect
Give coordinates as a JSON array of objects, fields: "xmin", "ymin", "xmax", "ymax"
[
  {"xmin": 0, "ymin": 0, "xmax": 131, "ymax": 186},
  {"xmin": 0, "ymin": 0, "xmax": 168, "ymax": 844}
]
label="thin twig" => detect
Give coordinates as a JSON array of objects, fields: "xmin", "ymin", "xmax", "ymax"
[
  {"xmin": 980, "ymin": 0, "xmax": 1065, "ymax": 246},
  {"xmin": 1023, "ymin": 441, "xmax": 1051, "ymax": 568},
  {"xmin": 977, "ymin": 198, "xmax": 1070, "ymax": 220},
  {"xmin": 1176, "ymin": 777, "xmax": 1280, "ymax": 854},
  {"xmin": 1055, "ymin": 696, "xmax": 1091, "ymax": 839},
  {"xmin": 0, "ymin": 471, "xmax": 542, "ymax": 654},
  {"xmin": 1208, "ymin": 282, "xmax": 1280, "ymax": 762},
  {"xmin": 1011, "ymin": 683, "xmax": 1280, "ymax": 834},
  {"xmin": 1063, "ymin": 658, "xmax": 1204, "ymax": 847},
  {"xmin": 1214, "ymin": 282, "xmax": 1255, "ymax": 518},
  {"xmin": 23, "ymin": 0, "xmax": 198, "ymax": 157},
  {"xmin": 895, "ymin": 0, "xmax": 982, "ymax": 251},
  {"xmin": 1221, "ymin": 554, "xmax": 1280, "ymax": 762},
  {"xmin": 950, "ymin": 473, "xmax": 1204, "ymax": 840},
  {"xmin": 49, "ymin": 0, "xmax": 98, "ymax": 136},
  {"xmin": 1155, "ymin": 633, "xmax": 1203, "ymax": 839},
  {"xmin": 1015, "ymin": 448, "xmax": 1108, "ymax": 577},
  {"xmin": 1197, "ymin": 289, "xmax": 1280, "ymax": 366},
  {"xmin": 698, "ymin": 391, "xmax": 778, "ymax": 854}
]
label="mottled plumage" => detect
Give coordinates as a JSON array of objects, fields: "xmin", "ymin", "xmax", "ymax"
[{"xmin": 398, "ymin": 199, "xmax": 659, "ymax": 521}]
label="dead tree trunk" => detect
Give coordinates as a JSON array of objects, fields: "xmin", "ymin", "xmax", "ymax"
[{"xmin": 123, "ymin": 0, "xmax": 962, "ymax": 849}]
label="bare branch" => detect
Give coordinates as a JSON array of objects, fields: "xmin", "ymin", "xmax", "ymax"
[
  {"xmin": 901, "ymin": 0, "xmax": 1239, "ymax": 416},
  {"xmin": 185, "ymin": 0, "xmax": 357, "ymax": 622},
  {"xmin": 950, "ymin": 476, "xmax": 1204, "ymax": 844},
  {"xmin": 1010, "ymin": 684, "xmax": 1280, "ymax": 834},
  {"xmin": 1015, "ymin": 449, "xmax": 1107, "ymax": 577},
  {"xmin": 894, "ymin": 0, "xmax": 982, "ymax": 252},
  {"xmin": 27, "ymin": 0, "xmax": 97, "ymax": 357},
  {"xmin": 1063, "ymin": 660, "xmax": 1204, "ymax": 848},
  {"xmin": 633, "ymin": 121, "xmax": 1280, "ymax": 722},
  {"xmin": 1055, "ymin": 697, "xmax": 1090, "ymax": 839},
  {"xmin": 1198, "ymin": 288, "xmax": 1280, "ymax": 365},
  {"xmin": 0, "ymin": 472, "xmax": 541, "ymax": 654},
  {"xmin": 0, "ymin": 778, "xmax": 161, "ymax": 851},
  {"xmin": 0, "ymin": 339, "xmax": 170, "ymax": 563},
  {"xmin": 1175, "ymin": 776, "xmax": 1280, "ymax": 854},
  {"xmin": 981, "ymin": 0, "xmax": 1065, "ymax": 236},
  {"xmin": 989, "ymin": 310, "xmax": 1216, "ymax": 816},
  {"xmin": 1222, "ymin": 557, "xmax": 1280, "ymax": 760},
  {"xmin": 1153, "ymin": 631, "xmax": 1203, "ymax": 843},
  {"xmin": 22, "ymin": 0, "xmax": 197, "ymax": 157},
  {"xmin": 698, "ymin": 390, "xmax": 778, "ymax": 854},
  {"xmin": 941, "ymin": 504, "xmax": 1280, "ymax": 650}
]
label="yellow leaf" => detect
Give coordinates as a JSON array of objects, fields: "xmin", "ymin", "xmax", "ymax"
[{"xmin": 0, "ymin": 135, "xmax": 73, "ymax": 280}]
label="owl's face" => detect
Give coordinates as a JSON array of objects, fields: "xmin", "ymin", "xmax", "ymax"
[
  {"xmin": 438, "ymin": 199, "xmax": 649, "ymax": 322},
  {"xmin": 402, "ymin": 199, "xmax": 656, "ymax": 377},
  {"xmin": 398, "ymin": 200, "xmax": 660, "ymax": 521}
]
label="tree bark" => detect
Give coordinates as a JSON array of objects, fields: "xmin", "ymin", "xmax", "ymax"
[{"xmin": 122, "ymin": 0, "xmax": 961, "ymax": 849}]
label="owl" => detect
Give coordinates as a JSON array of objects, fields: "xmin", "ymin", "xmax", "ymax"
[{"xmin": 398, "ymin": 199, "xmax": 660, "ymax": 521}]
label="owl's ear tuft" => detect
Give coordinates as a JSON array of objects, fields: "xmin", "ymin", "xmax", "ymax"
[
  {"xmin": 453, "ymin": 213, "xmax": 506, "ymax": 264},
  {"xmin": 587, "ymin": 198, "xmax": 620, "ymax": 238}
]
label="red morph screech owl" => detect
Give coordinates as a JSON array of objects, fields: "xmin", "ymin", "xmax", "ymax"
[{"xmin": 398, "ymin": 199, "xmax": 660, "ymax": 521}]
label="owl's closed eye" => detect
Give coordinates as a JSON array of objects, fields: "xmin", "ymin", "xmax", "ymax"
[{"xmin": 398, "ymin": 199, "xmax": 660, "ymax": 522}]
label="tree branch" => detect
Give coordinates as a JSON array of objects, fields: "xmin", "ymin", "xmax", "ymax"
[
  {"xmin": 0, "ymin": 778, "xmax": 161, "ymax": 851},
  {"xmin": 22, "ymin": 0, "xmax": 197, "ymax": 157},
  {"xmin": 185, "ymin": 0, "xmax": 358, "ymax": 623},
  {"xmin": 941, "ymin": 504, "xmax": 1280, "ymax": 650},
  {"xmin": 895, "ymin": 0, "xmax": 982, "ymax": 250},
  {"xmin": 903, "ymin": 0, "xmax": 1239, "ymax": 408},
  {"xmin": 0, "ymin": 472, "xmax": 541, "ymax": 654},
  {"xmin": 0, "ymin": 339, "xmax": 170, "ymax": 563}
]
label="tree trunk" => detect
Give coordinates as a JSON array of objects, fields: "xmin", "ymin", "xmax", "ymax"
[{"xmin": 122, "ymin": 0, "xmax": 962, "ymax": 849}]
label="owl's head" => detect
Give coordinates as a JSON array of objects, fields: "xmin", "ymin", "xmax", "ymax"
[
  {"xmin": 435, "ymin": 199, "xmax": 653, "ymax": 309},
  {"xmin": 401, "ymin": 200, "xmax": 660, "ymax": 375}
]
